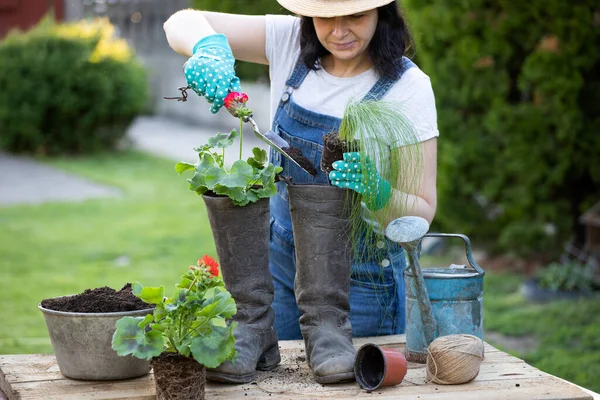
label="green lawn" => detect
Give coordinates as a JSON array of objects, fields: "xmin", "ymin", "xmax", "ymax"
[
  {"xmin": 483, "ymin": 272, "xmax": 600, "ymax": 393},
  {"xmin": 0, "ymin": 151, "xmax": 215, "ymax": 354},
  {"xmin": 1, "ymin": 151, "xmax": 598, "ymax": 393}
]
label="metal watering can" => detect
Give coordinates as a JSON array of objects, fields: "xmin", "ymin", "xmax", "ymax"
[{"xmin": 386, "ymin": 217, "xmax": 485, "ymax": 364}]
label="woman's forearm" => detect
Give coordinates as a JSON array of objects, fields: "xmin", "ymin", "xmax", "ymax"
[
  {"xmin": 375, "ymin": 188, "xmax": 437, "ymax": 227},
  {"xmin": 163, "ymin": 9, "xmax": 216, "ymax": 56}
]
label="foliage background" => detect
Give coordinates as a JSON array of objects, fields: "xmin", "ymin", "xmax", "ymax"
[
  {"xmin": 402, "ymin": 1, "xmax": 600, "ymax": 257},
  {"xmin": 0, "ymin": 17, "xmax": 148, "ymax": 155}
]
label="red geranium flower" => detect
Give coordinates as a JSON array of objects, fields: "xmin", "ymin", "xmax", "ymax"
[
  {"xmin": 199, "ymin": 254, "xmax": 220, "ymax": 277},
  {"xmin": 223, "ymin": 92, "xmax": 248, "ymax": 110},
  {"xmin": 223, "ymin": 92, "xmax": 251, "ymax": 118}
]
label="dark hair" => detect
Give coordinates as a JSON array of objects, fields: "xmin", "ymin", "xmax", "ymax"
[{"xmin": 299, "ymin": 3, "xmax": 414, "ymax": 80}]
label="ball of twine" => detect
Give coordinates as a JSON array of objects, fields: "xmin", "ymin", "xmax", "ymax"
[{"xmin": 426, "ymin": 334, "xmax": 485, "ymax": 385}]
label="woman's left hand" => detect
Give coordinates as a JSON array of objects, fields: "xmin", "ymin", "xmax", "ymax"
[{"xmin": 329, "ymin": 152, "xmax": 392, "ymax": 211}]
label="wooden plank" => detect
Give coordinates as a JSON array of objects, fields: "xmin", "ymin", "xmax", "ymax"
[{"xmin": 0, "ymin": 336, "xmax": 593, "ymax": 400}]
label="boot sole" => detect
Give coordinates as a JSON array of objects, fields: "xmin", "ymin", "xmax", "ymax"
[
  {"xmin": 206, "ymin": 345, "xmax": 281, "ymax": 384},
  {"xmin": 314, "ymin": 371, "xmax": 356, "ymax": 384}
]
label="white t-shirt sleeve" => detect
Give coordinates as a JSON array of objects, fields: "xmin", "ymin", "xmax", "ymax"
[
  {"xmin": 265, "ymin": 15, "xmax": 302, "ymax": 125},
  {"xmin": 384, "ymin": 69, "xmax": 439, "ymax": 147},
  {"xmin": 265, "ymin": 15, "xmax": 301, "ymax": 83}
]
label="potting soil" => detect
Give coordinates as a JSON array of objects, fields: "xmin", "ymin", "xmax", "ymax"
[
  {"xmin": 40, "ymin": 283, "xmax": 153, "ymax": 313},
  {"xmin": 320, "ymin": 131, "xmax": 349, "ymax": 173},
  {"xmin": 282, "ymin": 146, "xmax": 318, "ymax": 176}
]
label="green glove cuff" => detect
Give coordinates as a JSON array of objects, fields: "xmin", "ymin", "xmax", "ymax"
[
  {"xmin": 365, "ymin": 178, "xmax": 392, "ymax": 211},
  {"xmin": 192, "ymin": 33, "xmax": 230, "ymax": 54}
]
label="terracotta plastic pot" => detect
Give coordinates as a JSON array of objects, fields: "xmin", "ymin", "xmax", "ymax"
[{"xmin": 354, "ymin": 343, "xmax": 408, "ymax": 391}]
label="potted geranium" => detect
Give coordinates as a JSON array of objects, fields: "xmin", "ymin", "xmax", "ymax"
[
  {"xmin": 111, "ymin": 255, "xmax": 237, "ymax": 399},
  {"xmin": 173, "ymin": 92, "xmax": 283, "ymax": 383},
  {"xmin": 175, "ymin": 92, "xmax": 281, "ymax": 206}
]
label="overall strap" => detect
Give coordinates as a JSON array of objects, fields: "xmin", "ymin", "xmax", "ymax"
[
  {"xmin": 285, "ymin": 58, "xmax": 311, "ymax": 89},
  {"xmin": 362, "ymin": 56, "xmax": 416, "ymax": 102},
  {"xmin": 271, "ymin": 58, "xmax": 311, "ymax": 128}
]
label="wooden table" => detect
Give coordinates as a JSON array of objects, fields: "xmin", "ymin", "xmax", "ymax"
[{"xmin": 0, "ymin": 335, "xmax": 595, "ymax": 400}]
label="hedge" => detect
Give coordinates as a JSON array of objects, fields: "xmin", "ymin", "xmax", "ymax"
[
  {"xmin": 0, "ymin": 17, "xmax": 148, "ymax": 155},
  {"xmin": 402, "ymin": 1, "xmax": 600, "ymax": 256}
]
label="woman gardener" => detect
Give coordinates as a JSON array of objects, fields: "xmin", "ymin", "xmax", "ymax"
[{"xmin": 164, "ymin": 0, "xmax": 438, "ymax": 384}]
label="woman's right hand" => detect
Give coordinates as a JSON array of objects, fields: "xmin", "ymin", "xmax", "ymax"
[{"xmin": 184, "ymin": 34, "xmax": 241, "ymax": 114}]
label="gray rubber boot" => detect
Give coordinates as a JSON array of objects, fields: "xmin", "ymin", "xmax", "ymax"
[
  {"xmin": 288, "ymin": 185, "xmax": 356, "ymax": 384},
  {"xmin": 202, "ymin": 195, "xmax": 280, "ymax": 383}
]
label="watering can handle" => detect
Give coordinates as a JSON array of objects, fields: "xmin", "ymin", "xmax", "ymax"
[{"xmin": 423, "ymin": 233, "xmax": 485, "ymax": 275}]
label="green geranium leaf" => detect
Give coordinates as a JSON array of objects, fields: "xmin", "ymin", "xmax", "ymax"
[
  {"xmin": 212, "ymin": 185, "xmax": 248, "ymax": 205},
  {"xmin": 193, "ymin": 144, "xmax": 211, "ymax": 154},
  {"xmin": 190, "ymin": 324, "xmax": 237, "ymax": 368},
  {"xmin": 208, "ymin": 130, "xmax": 238, "ymax": 149},
  {"xmin": 251, "ymin": 147, "xmax": 268, "ymax": 165},
  {"xmin": 177, "ymin": 277, "xmax": 194, "ymax": 289},
  {"xmin": 247, "ymin": 147, "xmax": 268, "ymax": 169},
  {"xmin": 191, "ymin": 316, "xmax": 208, "ymax": 330},
  {"xmin": 131, "ymin": 282, "xmax": 164, "ymax": 305},
  {"xmin": 176, "ymin": 342, "xmax": 192, "ymax": 358},
  {"xmin": 247, "ymin": 158, "xmax": 263, "ymax": 170},
  {"xmin": 245, "ymin": 190, "xmax": 260, "ymax": 204},
  {"xmin": 173, "ymin": 289, "xmax": 201, "ymax": 310},
  {"xmin": 137, "ymin": 313, "xmax": 154, "ymax": 329},
  {"xmin": 260, "ymin": 163, "xmax": 278, "ymax": 188},
  {"xmin": 251, "ymin": 184, "xmax": 276, "ymax": 200},
  {"xmin": 197, "ymin": 288, "xmax": 237, "ymax": 319},
  {"xmin": 193, "ymin": 185, "xmax": 208, "ymax": 196},
  {"xmin": 188, "ymin": 153, "xmax": 220, "ymax": 193},
  {"xmin": 210, "ymin": 317, "xmax": 227, "ymax": 328},
  {"xmin": 205, "ymin": 160, "xmax": 254, "ymax": 189},
  {"xmin": 175, "ymin": 162, "xmax": 195, "ymax": 175},
  {"xmin": 188, "ymin": 171, "xmax": 208, "ymax": 194},
  {"xmin": 153, "ymin": 304, "xmax": 167, "ymax": 320},
  {"xmin": 164, "ymin": 299, "xmax": 179, "ymax": 312},
  {"xmin": 198, "ymin": 152, "xmax": 218, "ymax": 169},
  {"xmin": 112, "ymin": 317, "xmax": 164, "ymax": 360},
  {"xmin": 151, "ymin": 323, "xmax": 166, "ymax": 332}
]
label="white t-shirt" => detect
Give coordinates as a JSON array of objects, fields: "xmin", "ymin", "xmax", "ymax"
[{"xmin": 264, "ymin": 14, "xmax": 439, "ymax": 144}]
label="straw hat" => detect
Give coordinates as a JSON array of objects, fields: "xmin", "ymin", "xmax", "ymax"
[{"xmin": 277, "ymin": 0, "xmax": 396, "ymax": 18}]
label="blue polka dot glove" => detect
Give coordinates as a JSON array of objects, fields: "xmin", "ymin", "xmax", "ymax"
[
  {"xmin": 329, "ymin": 152, "xmax": 392, "ymax": 211},
  {"xmin": 184, "ymin": 34, "xmax": 241, "ymax": 114}
]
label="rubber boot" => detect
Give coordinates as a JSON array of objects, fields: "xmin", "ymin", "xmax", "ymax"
[
  {"xmin": 202, "ymin": 195, "xmax": 280, "ymax": 383},
  {"xmin": 288, "ymin": 185, "xmax": 356, "ymax": 384}
]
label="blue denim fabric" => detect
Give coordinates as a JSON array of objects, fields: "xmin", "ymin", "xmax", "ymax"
[{"xmin": 269, "ymin": 57, "xmax": 416, "ymax": 340}]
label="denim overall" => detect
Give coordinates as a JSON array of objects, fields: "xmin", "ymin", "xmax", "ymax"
[{"xmin": 269, "ymin": 57, "xmax": 416, "ymax": 340}]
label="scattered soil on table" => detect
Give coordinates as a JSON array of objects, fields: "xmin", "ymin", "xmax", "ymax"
[
  {"xmin": 320, "ymin": 131, "xmax": 352, "ymax": 174},
  {"xmin": 282, "ymin": 146, "xmax": 318, "ymax": 177},
  {"xmin": 40, "ymin": 283, "xmax": 153, "ymax": 313},
  {"xmin": 255, "ymin": 350, "xmax": 360, "ymax": 395}
]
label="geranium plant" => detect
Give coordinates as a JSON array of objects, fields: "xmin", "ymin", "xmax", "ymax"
[
  {"xmin": 111, "ymin": 255, "xmax": 238, "ymax": 368},
  {"xmin": 175, "ymin": 92, "xmax": 282, "ymax": 206}
]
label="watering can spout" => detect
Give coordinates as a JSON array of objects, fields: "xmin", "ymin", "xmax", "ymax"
[{"xmin": 385, "ymin": 217, "xmax": 439, "ymax": 348}]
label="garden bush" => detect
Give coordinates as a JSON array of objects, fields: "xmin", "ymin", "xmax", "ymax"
[
  {"xmin": 403, "ymin": 0, "xmax": 600, "ymax": 257},
  {"xmin": 0, "ymin": 17, "xmax": 148, "ymax": 155},
  {"xmin": 193, "ymin": 0, "xmax": 289, "ymax": 82}
]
